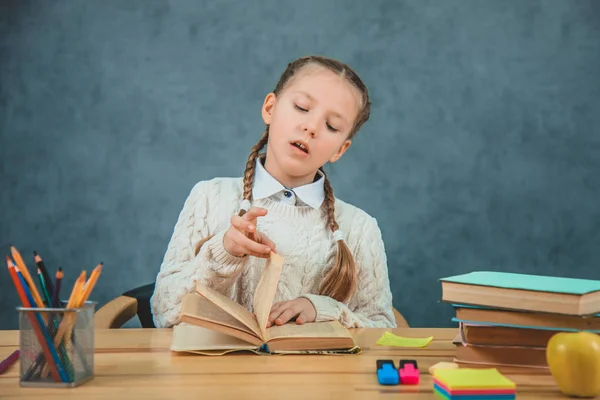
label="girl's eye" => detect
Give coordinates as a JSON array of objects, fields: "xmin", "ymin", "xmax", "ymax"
[
  {"xmin": 326, "ymin": 123, "xmax": 338, "ymax": 133},
  {"xmin": 295, "ymin": 104, "xmax": 308, "ymax": 112}
]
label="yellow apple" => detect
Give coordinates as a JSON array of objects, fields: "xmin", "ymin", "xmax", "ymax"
[{"xmin": 547, "ymin": 331, "xmax": 600, "ymax": 398}]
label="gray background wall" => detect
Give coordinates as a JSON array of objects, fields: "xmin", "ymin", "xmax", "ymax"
[{"xmin": 1, "ymin": 0, "xmax": 599, "ymax": 330}]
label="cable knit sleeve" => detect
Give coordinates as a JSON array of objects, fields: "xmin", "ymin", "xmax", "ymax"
[
  {"xmin": 150, "ymin": 180, "xmax": 249, "ymax": 328},
  {"xmin": 301, "ymin": 216, "xmax": 396, "ymax": 328}
]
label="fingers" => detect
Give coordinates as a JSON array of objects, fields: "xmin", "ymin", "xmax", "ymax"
[
  {"xmin": 228, "ymin": 229, "xmax": 271, "ymax": 258},
  {"xmin": 228, "ymin": 207, "xmax": 276, "ymax": 258},
  {"xmin": 269, "ymin": 302, "xmax": 301, "ymax": 327},
  {"xmin": 267, "ymin": 302, "xmax": 287, "ymax": 328},
  {"xmin": 230, "ymin": 215, "xmax": 255, "ymax": 234},
  {"xmin": 274, "ymin": 307, "xmax": 300, "ymax": 326},
  {"xmin": 256, "ymin": 233, "xmax": 276, "ymax": 254},
  {"xmin": 267, "ymin": 302, "xmax": 284, "ymax": 327},
  {"xmin": 296, "ymin": 311, "xmax": 309, "ymax": 325},
  {"xmin": 242, "ymin": 207, "xmax": 268, "ymax": 222},
  {"xmin": 267, "ymin": 299, "xmax": 317, "ymax": 327},
  {"xmin": 231, "ymin": 207, "xmax": 268, "ymax": 233}
]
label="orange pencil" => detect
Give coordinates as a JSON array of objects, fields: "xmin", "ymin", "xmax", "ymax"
[
  {"xmin": 52, "ymin": 271, "xmax": 86, "ymax": 343},
  {"xmin": 10, "ymin": 246, "xmax": 45, "ymax": 309},
  {"xmin": 6, "ymin": 258, "xmax": 61, "ymax": 382},
  {"xmin": 63, "ymin": 263, "xmax": 103, "ymax": 345},
  {"xmin": 68, "ymin": 271, "xmax": 86, "ymax": 308},
  {"xmin": 78, "ymin": 263, "xmax": 103, "ymax": 306}
]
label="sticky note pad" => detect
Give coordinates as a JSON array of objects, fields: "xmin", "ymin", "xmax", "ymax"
[
  {"xmin": 434, "ymin": 368, "xmax": 515, "ymax": 389},
  {"xmin": 376, "ymin": 331, "xmax": 433, "ymax": 347},
  {"xmin": 434, "ymin": 384, "xmax": 515, "ymax": 400},
  {"xmin": 433, "ymin": 369, "xmax": 516, "ymax": 400}
]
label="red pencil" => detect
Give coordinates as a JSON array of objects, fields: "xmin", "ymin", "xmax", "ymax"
[
  {"xmin": 0, "ymin": 350, "xmax": 19, "ymax": 374},
  {"xmin": 6, "ymin": 257, "xmax": 61, "ymax": 382}
]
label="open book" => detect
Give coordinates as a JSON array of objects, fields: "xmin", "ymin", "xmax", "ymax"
[{"xmin": 171, "ymin": 252, "xmax": 359, "ymax": 355}]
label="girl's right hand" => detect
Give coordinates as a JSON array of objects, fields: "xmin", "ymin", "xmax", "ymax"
[{"xmin": 223, "ymin": 206, "xmax": 276, "ymax": 258}]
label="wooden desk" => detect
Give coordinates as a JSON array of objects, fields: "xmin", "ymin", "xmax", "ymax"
[{"xmin": 0, "ymin": 328, "xmax": 563, "ymax": 399}]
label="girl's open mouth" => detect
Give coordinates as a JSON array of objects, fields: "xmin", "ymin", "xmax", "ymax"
[{"xmin": 290, "ymin": 141, "xmax": 310, "ymax": 155}]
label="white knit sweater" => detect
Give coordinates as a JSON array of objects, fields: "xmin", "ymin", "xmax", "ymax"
[{"xmin": 150, "ymin": 177, "xmax": 396, "ymax": 329}]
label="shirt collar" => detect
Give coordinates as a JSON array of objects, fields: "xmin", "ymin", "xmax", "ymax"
[{"xmin": 252, "ymin": 156, "xmax": 325, "ymax": 209}]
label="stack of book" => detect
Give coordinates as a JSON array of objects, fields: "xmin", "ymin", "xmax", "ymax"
[{"xmin": 439, "ymin": 271, "xmax": 600, "ymax": 372}]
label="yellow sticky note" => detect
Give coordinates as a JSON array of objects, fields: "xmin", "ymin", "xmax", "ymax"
[
  {"xmin": 376, "ymin": 331, "xmax": 433, "ymax": 347},
  {"xmin": 433, "ymin": 368, "xmax": 516, "ymax": 389},
  {"xmin": 429, "ymin": 361, "xmax": 459, "ymax": 375}
]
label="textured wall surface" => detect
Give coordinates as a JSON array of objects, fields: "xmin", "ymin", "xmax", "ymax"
[{"xmin": 1, "ymin": 0, "xmax": 599, "ymax": 329}]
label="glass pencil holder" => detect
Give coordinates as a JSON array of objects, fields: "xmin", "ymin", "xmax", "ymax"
[{"xmin": 17, "ymin": 301, "xmax": 96, "ymax": 388}]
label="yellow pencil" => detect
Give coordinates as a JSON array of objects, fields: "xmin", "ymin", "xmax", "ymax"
[
  {"xmin": 78, "ymin": 263, "xmax": 102, "ymax": 306},
  {"xmin": 51, "ymin": 271, "xmax": 86, "ymax": 349},
  {"xmin": 10, "ymin": 246, "xmax": 45, "ymax": 308}
]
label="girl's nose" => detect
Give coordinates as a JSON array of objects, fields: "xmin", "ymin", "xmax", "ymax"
[{"xmin": 301, "ymin": 117, "xmax": 318, "ymax": 137}]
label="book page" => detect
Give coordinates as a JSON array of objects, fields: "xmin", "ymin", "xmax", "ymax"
[
  {"xmin": 265, "ymin": 321, "xmax": 355, "ymax": 352},
  {"xmin": 253, "ymin": 252, "xmax": 284, "ymax": 337},
  {"xmin": 266, "ymin": 320, "xmax": 352, "ymax": 340},
  {"xmin": 171, "ymin": 323, "xmax": 259, "ymax": 352},
  {"xmin": 194, "ymin": 282, "xmax": 263, "ymax": 339},
  {"xmin": 180, "ymin": 293, "xmax": 256, "ymax": 336}
]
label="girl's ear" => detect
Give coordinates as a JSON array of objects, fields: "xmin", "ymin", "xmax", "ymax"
[
  {"xmin": 329, "ymin": 140, "xmax": 352, "ymax": 163},
  {"xmin": 262, "ymin": 93, "xmax": 277, "ymax": 125}
]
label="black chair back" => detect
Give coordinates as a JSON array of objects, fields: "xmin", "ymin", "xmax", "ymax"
[{"xmin": 122, "ymin": 282, "xmax": 156, "ymax": 328}]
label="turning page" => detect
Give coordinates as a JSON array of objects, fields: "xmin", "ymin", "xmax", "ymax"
[{"xmin": 253, "ymin": 252, "xmax": 285, "ymax": 337}]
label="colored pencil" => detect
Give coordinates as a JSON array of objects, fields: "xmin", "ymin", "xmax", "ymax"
[
  {"xmin": 69, "ymin": 264, "xmax": 101, "ymax": 377},
  {"xmin": 37, "ymin": 268, "xmax": 52, "ymax": 306},
  {"xmin": 40, "ymin": 271, "xmax": 86, "ymax": 379},
  {"xmin": 15, "ymin": 267, "xmax": 69, "ymax": 381},
  {"xmin": 78, "ymin": 263, "xmax": 103, "ymax": 306},
  {"xmin": 6, "ymin": 258, "xmax": 63, "ymax": 382},
  {"xmin": 39, "ymin": 266, "xmax": 73, "ymax": 379},
  {"xmin": 10, "ymin": 246, "xmax": 45, "ymax": 309},
  {"xmin": 0, "ymin": 350, "xmax": 19, "ymax": 375},
  {"xmin": 25, "ymin": 268, "xmax": 71, "ymax": 380},
  {"xmin": 51, "ymin": 268, "xmax": 63, "ymax": 308},
  {"xmin": 65, "ymin": 263, "xmax": 102, "ymax": 345},
  {"xmin": 33, "ymin": 250, "xmax": 54, "ymax": 296}
]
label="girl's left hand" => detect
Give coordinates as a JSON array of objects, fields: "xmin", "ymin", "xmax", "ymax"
[{"xmin": 267, "ymin": 298, "xmax": 316, "ymax": 327}]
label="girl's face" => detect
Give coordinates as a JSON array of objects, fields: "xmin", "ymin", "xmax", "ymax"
[{"xmin": 261, "ymin": 66, "xmax": 361, "ymax": 188}]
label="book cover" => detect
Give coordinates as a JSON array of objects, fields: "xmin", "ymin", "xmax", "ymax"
[{"xmin": 440, "ymin": 271, "xmax": 600, "ymax": 295}]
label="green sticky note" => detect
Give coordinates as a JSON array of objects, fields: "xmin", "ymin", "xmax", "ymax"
[{"xmin": 376, "ymin": 331, "xmax": 433, "ymax": 347}]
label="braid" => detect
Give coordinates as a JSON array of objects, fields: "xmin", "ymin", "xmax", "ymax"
[
  {"xmin": 239, "ymin": 127, "xmax": 269, "ymax": 217},
  {"xmin": 195, "ymin": 128, "xmax": 269, "ymax": 255},
  {"xmin": 318, "ymin": 170, "xmax": 357, "ymax": 303},
  {"xmin": 322, "ymin": 172, "xmax": 339, "ymax": 232}
]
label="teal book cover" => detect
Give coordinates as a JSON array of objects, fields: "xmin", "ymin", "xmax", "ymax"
[{"xmin": 440, "ymin": 271, "xmax": 600, "ymax": 295}]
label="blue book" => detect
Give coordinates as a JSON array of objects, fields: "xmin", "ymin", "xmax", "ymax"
[{"xmin": 440, "ymin": 271, "xmax": 600, "ymax": 316}]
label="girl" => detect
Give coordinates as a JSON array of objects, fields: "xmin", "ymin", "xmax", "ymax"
[{"xmin": 150, "ymin": 55, "xmax": 396, "ymax": 329}]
